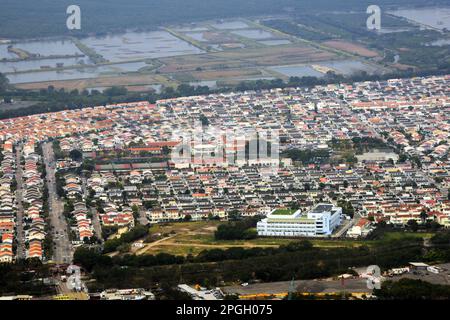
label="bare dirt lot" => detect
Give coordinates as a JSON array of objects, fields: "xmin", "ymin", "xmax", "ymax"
[
  {"xmin": 15, "ymin": 74, "xmax": 174, "ymax": 91},
  {"xmin": 323, "ymin": 40, "xmax": 379, "ymax": 58}
]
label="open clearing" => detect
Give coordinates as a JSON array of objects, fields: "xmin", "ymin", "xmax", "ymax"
[
  {"xmin": 322, "ymin": 40, "xmax": 380, "ymax": 58},
  {"xmin": 159, "ymin": 44, "xmax": 336, "ymax": 74},
  {"xmin": 15, "ymin": 73, "xmax": 175, "ymax": 91},
  {"xmin": 135, "ymin": 221, "xmax": 372, "ymax": 256}
]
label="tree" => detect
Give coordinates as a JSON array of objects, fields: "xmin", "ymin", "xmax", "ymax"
[
  {"xmin": 104, "ymin": 86, "xmax": 128, "ymax": 97},
  {"xmin": 102, "ymin": 225, "xmax": 149, "ymax": 253},
  {"xmin": 132, "ymin": 204, "xmax": 140, "ymax": 222},
  {"xmin": 337, "ymin": 200, "xmax": 355, "ymax": 218},
  {"xmin": 398, "ymin": 154, "xmax": 407, "ymax": 163},
  {"xmin": 83, "ymin": 235, "xmax": 100, "ymax": 245},
  {"xmin": 117, "ymin": 243, "xmax": 131, "ymax": 254},
  {"xmin": 227, "ymin": 210, "xmax": 241, "ymax": 221},
  {"xmin": 162, "ymin": 146, "xmax": 171, "ymax": 155},
  {"xmin": 0, "ymin": 72, "xmax": 9, "ymax": 93},
  {"xmin": 199, "ymin": 114, "xmax": 209, "ymax": 126},
  {"xmin": 73, "ymin": 247, "xmax": 112, "ymax": 272},
  {"xmin": 215, "ymin": 217, "xmax": 260, "ymax": 240},
  {"xmin": 69, "ymin": 149, "xmax": 83, "ymax": 161},
  {"xmin": 281, "ymin": 148, "xmax": 329, "ymax": 165},
  {"xmin": 407, "ymin": 219, "xmax": 419, "ymax": 232},
  {"xmin": 143, "ymin": 201, "xmax": 157, "ymax": 210},
  {"xmin": 288, "ymin": 201, "xmax": 300, "ymax": 211},
  {"xmin": 419, "ymin": 210, "xmax": 428, "ymax": 223},
  {"xmin": 374, "ymin": 279, "xmax": 450, "ymax": 299},
  {"xmin": 242, "ymin": 228, "xmax": 258, "ymax": 240}
]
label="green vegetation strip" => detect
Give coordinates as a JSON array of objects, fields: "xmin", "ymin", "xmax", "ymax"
[
  {"xmin": 163, "ymin": 27, "xmax": 213, "ymax": 52},
  {"xmin": 71, "ymin": 37, "xmax": 107, "ymax": 64},
  {"xmin": 272, "ymin": 208, "xmax": 297, "ymax": 215}
]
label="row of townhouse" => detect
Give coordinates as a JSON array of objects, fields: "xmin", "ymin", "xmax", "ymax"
[
  {"xmin": 62, "ymin": 173, "xmax": 94, "ymax": 241},
  {"xmin": 0, "ymin": 142, "xmax": 16, "ymax": 263},
  {"xmin": 87, "ymin": 164, "xmax": 292, "ymax": 222},
  {"xmin": 72, "ymin": 202, "xmax": 94, "ymax": 242},
  {"xmin": 1, "ymin": 76, "xmax": 449, "ymax": 230},
  {"xmin": 100, "ymin": 204, "xmax": 135, "ymax": 228},
  {"xmin": 21, "ymin": 148, "xmax": 45, "ymax": 260},
  {"xmin": 0, "ymin": 78, "xmax": 447, "ymax": 149},
  {"xmin": 81, "ymin": 155, "xmax": 450, "ymax": 226},
  {"xmin": 63, "ymin": 173, "xmax": 83, "ymax": 199},
  {"xmin": 86, "ymin": 172, "xmax": 138, "ymax": 228}
]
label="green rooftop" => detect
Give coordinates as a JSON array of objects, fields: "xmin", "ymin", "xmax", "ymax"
[{"xmin": 271, "ymin": 208, "xmax": 297, "ymax": 216}]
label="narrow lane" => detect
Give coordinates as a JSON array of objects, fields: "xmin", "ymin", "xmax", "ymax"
[
  {"xmin": 14, "ymin": 145, "xmax": 25, "ymax": 260},
  {"xmin": 138, "ymin": 207, "xmax": 149, "ymax": 226}
]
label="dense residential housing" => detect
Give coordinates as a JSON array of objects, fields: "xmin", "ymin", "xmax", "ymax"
[
  {"xmin": 0, "ymin": 141, "xmax": 16, "ymax": 263},
  {"xmin": 0, "ymin": 75, "xmax": 449, "ymax": 252},
  {"xmin": 21, "ymin": 144, "xmax": 46, "ymax": 260}
]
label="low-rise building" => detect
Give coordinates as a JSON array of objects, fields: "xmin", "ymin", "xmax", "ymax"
[
  {"xmin": 99, "ymin": 288, "xmax": 155, "ymax": 300},
  {"xmin": 257, "ymin": 204, "xmax": 342, "ymax": 237},
  {"xmin": 177, "ymin": 284, "xmax": 224, "ymax": 300}
]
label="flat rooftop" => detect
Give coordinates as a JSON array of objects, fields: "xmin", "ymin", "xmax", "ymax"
[
  {"xmin": 271, "ymin": 208, "xmax": 297, "ymax": 216},
  {"xmin": 311, "ymin": 204, "xmax": 333, "ymax": 213}
]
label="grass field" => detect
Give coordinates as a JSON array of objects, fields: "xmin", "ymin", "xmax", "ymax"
[{"xmin": 379, "ymin": 231, "xmax": 434, "ymax": 241}]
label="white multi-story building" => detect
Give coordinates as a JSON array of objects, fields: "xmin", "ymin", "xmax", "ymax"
[{"xmin": 257, "ymin": 204, "xmax": 342, "ymax": 237}]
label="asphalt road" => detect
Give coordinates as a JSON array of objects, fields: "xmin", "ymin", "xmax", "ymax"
[
  {"xmin": 333, "ymin": 217, "xmax": 354, "ymax": 238},
  {"xmin": 138, "ymin": 206, "xmax": 149, "ymax": 225},
  {"xmin": 42, "ymin": 142, "xmax": 73, "ymax": 264},
  {"xmin": 224, "ymin": 278, "xmax": 371, "ymax": 296},
  {"xmin": 14, "ymin": 145, "xmax": 26, "ymax": 259}
]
